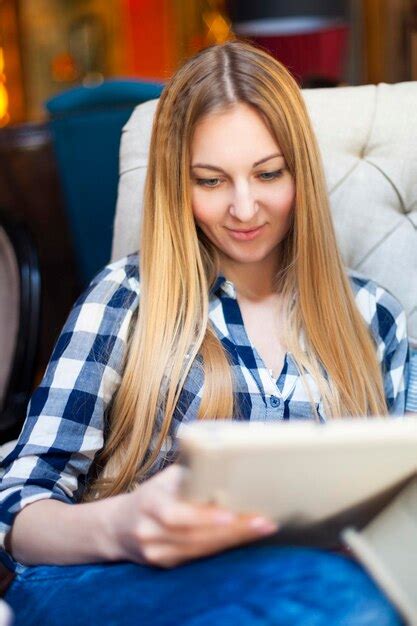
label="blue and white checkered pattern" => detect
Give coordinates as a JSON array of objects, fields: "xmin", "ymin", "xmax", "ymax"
[
  {"xmin": 408, "ymin": 348, "xmax": 417, "ymax": 412},
  {"xmin": 0, "ymin": 253, "xmax": 410, "ymax": 572}
]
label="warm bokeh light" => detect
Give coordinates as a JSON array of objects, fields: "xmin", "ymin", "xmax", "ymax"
[
  {"xmin": 51, "ymin": 53, "xmax": 79, "ymax": 83},
  {"xmin": 202, "ymin": 0, "xmax": 233, "ymax": 46},
  {"xmin": 203, "ymin": 11, "xmax": 232, "ymax": 45},
  {"xmin": 0, "ymin": 47, "xmax": 10, "ymax": 127},
  {"xmin": 0, "ymin": 0, "xmax": 411, "ymax": 122}
]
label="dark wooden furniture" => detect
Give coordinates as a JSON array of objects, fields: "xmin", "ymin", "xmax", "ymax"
[
  {"xmin": 0, "ymin": 208, "xmax": 41, "ymax": 443},
  {"xmin": 0, "ymin": 122, "xmax": 81, "ymax": 384}
]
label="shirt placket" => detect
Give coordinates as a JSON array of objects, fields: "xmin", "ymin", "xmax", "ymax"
[{"xmin": 219, "ymin": 279, "xmax": 286, "ymax": 421}]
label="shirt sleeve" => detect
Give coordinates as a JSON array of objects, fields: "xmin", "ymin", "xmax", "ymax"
[
  {"xmin": 371, "ymin": 284, "xmax": 409, "ymax": 415},
  {"xmin": 406, "ymin": 347, "xmax": 417, "ymax": 412},
  {"xmin": 0, "ymin": 257, "xmax": 139, "ymax": 572},
  {"xmin": 350, "ymin": 273, "xmax": 409, "ymax": 416}
]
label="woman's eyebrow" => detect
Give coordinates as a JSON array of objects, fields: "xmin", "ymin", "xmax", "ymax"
[
  {"xmin": 253, "ymin": 153, "xmax": 283, "ymax": 166},
  {"xmin": 191, "ymin": 153, "xmax": 283, "ymax": 173}
]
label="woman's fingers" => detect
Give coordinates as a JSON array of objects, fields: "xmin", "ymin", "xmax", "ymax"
[
  {"xmin": 176, "ymin": 512, "xmax": 278, "ymax": 547},
  {"xmin": 153, "ymin": 500, "xmax": 237, "ymax": 529},
  {"xmin": 142, "ymin": 477, "xmax": 278, "ymax": 538},
  {"xmin": 138, "ymin": 503, "xmax": 278, "ymax": 549},
  {"xmin": 144, "ymin": 464, "xmax": 265, "ymax": 530},
  {"xmin": 137, "ymin": 517, "xmax": 279, "ymax": 568},
  {"xmin": 132, "ymin": 463, "xmax": 279, "ymax": 568},
  {"xmin": 140, "ymin": 482, "xmax": 236, "ymax": 530}
]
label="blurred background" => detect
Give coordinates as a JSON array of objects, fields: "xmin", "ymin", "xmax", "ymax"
[
  {"xmin": 1, "ymin": 0, "xmax": 416, "ymax": 128},
  {"xmin": 0, "ymin": 0, "xmax": 416, "ymax": 432}
]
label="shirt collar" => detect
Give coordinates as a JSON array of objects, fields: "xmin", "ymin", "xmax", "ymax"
[{"xmin": 210, "ymin": 274, "xmax": 237, "ymax": 299}]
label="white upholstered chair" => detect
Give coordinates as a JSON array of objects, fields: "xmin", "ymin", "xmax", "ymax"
[
  {"xmin": 1, "ymin": 81, "xmax": 416, "ymax": 464},
  {"xmin": 111, "ymin": 82, "xmax": 417, "ymax": 410}
]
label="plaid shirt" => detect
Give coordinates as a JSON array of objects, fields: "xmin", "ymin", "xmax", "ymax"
[{"xmin": 0, "ymin": 253, "xmax": 409, "ymax": 573}]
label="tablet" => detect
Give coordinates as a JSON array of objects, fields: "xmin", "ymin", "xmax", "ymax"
[{"xmin": 178, "ymin": 418, "xmax": 417, "ymax": 537}]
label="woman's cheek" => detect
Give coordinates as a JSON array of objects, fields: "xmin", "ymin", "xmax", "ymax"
[
  {"xmin": 192, "ymin": 190, "xmax": 225, "ymax": 224},
  {"xmin": 267, "ymin": 179, "xmax": 295, "ymax": 214}
]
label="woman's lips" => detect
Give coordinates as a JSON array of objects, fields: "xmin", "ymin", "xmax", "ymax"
[{"xmin": 226, "ymin": 225, "xmax": 265, "ymax": 241}]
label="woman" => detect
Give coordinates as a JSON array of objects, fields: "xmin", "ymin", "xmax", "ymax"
[{"xmin": 0, "ymin": 41, "xmax": 408, "ymax": 625}]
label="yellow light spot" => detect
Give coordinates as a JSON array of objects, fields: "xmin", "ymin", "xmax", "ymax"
[
  {"xmin": 0, "ymin": 83, "xmax": 8, "ymax": 117},
  {"xmin": 203, "ymin": 11, "xmax": 232, "ymax": 44},
  {"xmin": 0, "ymin": 47, "xmax": 9, "ymax": 125}
]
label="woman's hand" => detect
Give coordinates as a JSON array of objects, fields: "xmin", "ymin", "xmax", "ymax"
[{"xmin": 111, "ymin": 464, "xmax": 278, "ymax": 568}]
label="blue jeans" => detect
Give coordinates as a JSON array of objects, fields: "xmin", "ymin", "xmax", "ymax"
[{"xmin": 5, "ymin": 546, "xmax": 402, "ymax": 626}]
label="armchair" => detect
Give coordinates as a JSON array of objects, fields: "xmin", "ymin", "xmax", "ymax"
[
  {"xmin": 0, "ymin": 208, "xmax": 41, "ymax": 445},
  {"xmin": 111, "ymin": 82, "xmax": 417, "ymax": 410}
]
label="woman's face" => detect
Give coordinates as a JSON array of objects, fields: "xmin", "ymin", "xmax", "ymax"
[{"xmin": 190, "ymin": 103, "xmax": 295, "ymax": 269}]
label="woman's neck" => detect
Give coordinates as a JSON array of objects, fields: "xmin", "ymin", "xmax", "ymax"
[{"xmin": 219, "ymin": 252, "xmax": 281, "ymax": 301}]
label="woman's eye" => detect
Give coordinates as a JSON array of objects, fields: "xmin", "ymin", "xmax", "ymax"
[
  {"xmin": 195, "ymin": 177, "xmax": 222, "ymax": 188},
  {"xmin": 258, "ymin": 170, "xmax": 284, "ymax": 181}
]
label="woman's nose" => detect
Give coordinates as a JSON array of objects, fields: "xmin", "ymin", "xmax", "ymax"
[{"xmin": 228, "ymin": 184, "xmax": 259, "ymax": 222}]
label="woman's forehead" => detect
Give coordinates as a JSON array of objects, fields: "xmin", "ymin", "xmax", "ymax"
[{"xmin": 191, "ymin": 103, "xmax": 282, "ymax": 163}]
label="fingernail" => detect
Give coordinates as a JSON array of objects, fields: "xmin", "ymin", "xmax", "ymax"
[
  {"xmin": 248, "ymin": 517, "xmax": 278, "ymax": 533},
  {"xmin": 213, "ymin": 511, "xmax": 235, "ymax": 524}
]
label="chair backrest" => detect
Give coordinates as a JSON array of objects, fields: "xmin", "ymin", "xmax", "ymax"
[
  {"xmin": 45, "ymin": 79, "xmax": 164, "ymax": 286},
  {"xmin": 0, "ymin": 210, "xmax": 41, "ymax": 443},
  {"xmin": 0, "ymin": 225, "xmax": 19, "ymax": 411},
  {"xmin": 111, "ymin": 82, "xmax": 417, "ymax": 348}
]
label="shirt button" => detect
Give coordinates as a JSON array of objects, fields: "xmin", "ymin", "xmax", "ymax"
[{"xmin": 270, "ymin": 395, "xmax": 280, "ymax": 408}]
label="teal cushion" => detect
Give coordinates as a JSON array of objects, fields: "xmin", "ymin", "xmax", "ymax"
[{"xmin": 45, "ymin": 80, "xmax": 164, "ymax": 286}]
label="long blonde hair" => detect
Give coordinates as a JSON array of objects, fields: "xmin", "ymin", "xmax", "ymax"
[{"xmin": 87, "ymin": 41, "xmax": 387, "ymax": 500}]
